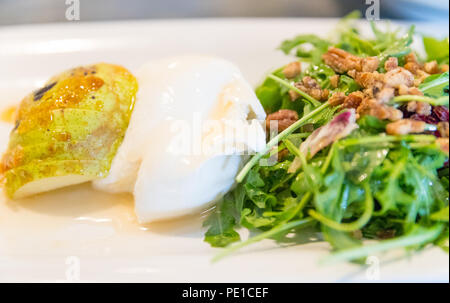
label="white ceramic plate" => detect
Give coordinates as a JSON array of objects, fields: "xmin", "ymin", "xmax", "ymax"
[{"xmin": 0, "ymin": 18, "xmax": 448, "ymax": 283}]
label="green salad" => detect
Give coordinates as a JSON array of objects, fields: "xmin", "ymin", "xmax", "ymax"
[{"xmin": 203, "ymin": 12, "xmax": 449, "ymax": 264}]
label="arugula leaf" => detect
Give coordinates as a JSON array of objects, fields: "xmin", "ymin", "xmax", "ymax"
[
  {"xmin": 322, "ymin": 224, "xmax": 445, "ymax": 265},
  {"xmin": 203, "ymin": 195, "xmax": 240, "ymax": 247},
  {"xmin": 255, "ymin": 76, "xmax": 283, "ymax": 113},
  {"xmin": 378, "ymin": 25, "xmax": 415, "ymax": 63},
  {"xmin": 304, "ymin": 63, "xmax": 336, "ymax": 89},
  {"xmin": 246, "ymin": 168, "xmax": 265, "ymax": 187},
  {"xmin": 279, "ymin": 35, "xmax": 330, "ymax": 64},
  {"xmin": 431, "ymin": 206, "xmax": 449, "ymax": 222},
  {"xmin": 322, "ymin": 226, "xmax": 362, "ymax": 255},
  {"xmin": 419, "ymin": 72, "xmax": 449, "ymax": 98},
  {"xmin": 244, "ymin": 183, "xmax": 277, "ymax": 209},
  {"xmin": 423, "ymin": 36, "xmax": 449, "ymax": 64},
  {"xmin": 356, "ymin": 115, "xmax": 388, "ymax": 134},
  {"xmin": 241, "ymin": 208, "xmax": 276, "ymax": 229},
  {"xmin": 337, "ymin": 75, "xmax": 360, "ymax": 94}
]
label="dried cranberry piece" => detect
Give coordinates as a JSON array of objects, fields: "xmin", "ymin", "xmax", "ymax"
[
  {"xmin": 410, "ymin": 113, "xmax": 439, "ymax": 124},
  {"xmin": 433, "ymin": 106, "xmax": 449, "ymax": 122}
]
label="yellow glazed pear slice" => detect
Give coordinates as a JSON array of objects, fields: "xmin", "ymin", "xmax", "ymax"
[
  {"xmin": 8, "ymin": 108, "xmax": 122, "ymax": 148},
  {"xmin": 1, "ymin": 63, "xmax": 137, "ymax": 198},
  {"xmin": 2, "ymin": 133, "xmax": 123, "ymax": 169},
  {"xmin": 3, "ymin": 160, "xmax": 105, "ymax": 199},
  {"xmin": 15, "ymin": 63, "xmax": 137, "ymax": 123}
]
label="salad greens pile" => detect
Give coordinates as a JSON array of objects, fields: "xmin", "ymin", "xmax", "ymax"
[{"xmin": 203, "ymin": 12, "xmax": 449, "ymax": 264}]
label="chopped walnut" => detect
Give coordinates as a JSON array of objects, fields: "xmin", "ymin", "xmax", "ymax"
[
  {"xmin": 405, "ymin": 53, "xmax": 418, "ymax": 64},
  {"xmin": 347, "ymin": 69, "xmax": 357, "ymax": 78},
  {"xmin": 376, "ymin": 87, "xmax": 396, "ymax": 103},
  {"xmin": 283, "ymin": 61, "xmax": 302, "ymax": 79},
  {"xmin": 330, "ymin": 74, "xmax": 340, "ymax": 88},
  {"xmin": 288, "ymin": 89, "xmax": 300, "ymax": 101},
  {"xmin": 414, "ymin": 70, "xmax": 431, "ymax": 87},
  {"xmin": 355, "ymin": 73, "xmax": 394, "ymax": 103},
  {"xmin": 398, "ymin": 85, "xmax": 423, "ymax": 96},
  {"xmin": 398, "ymin": 84, "xmax": 408, "ymax": 96},
  {"xmin": 343, "ymin": 91, "xmax": 365, "ymax": 109},
  {"xmin": 294, "ymin": 76, "xmax": 329, "ymax": 101},
  {"xmin": 423, "ymin": 60, "xmax": 440, "ymax": 74},
  {"xmin": 319, "ymin": 49, "xmax": 447, "ymax": 126},
  {"xmin": 384, "ymin": 67, "xmax": 415, "ymax": 88},
  {"xmin": 301, "ymin": 76, "xmax": 317, "ymax": 88},
  {"xmin": 355, "ymin": 71, "xmax": 384, "ymax": 88},
  {"xmin": 357, "ymin": 98, "xmax": 403, "ymax": 121},
  {"xmin": 438, "ymin": 122, "xmax": 449, "ymax": 138},
  {"xmin": 437, "ymin": 138, "xmax": 449, "ymax": 154},
  {"xmin": 361, "ymin": 56, "xmax": 380, "ymax": 72},
  {"xmin": 322, "ymin": 47, "xmax": 362, "ymax": 73},
  {"xmin": 386, "ymin": 119, "xmax": 426, "ymax": 135},
  {"xmin": 328, "ymin": 92, "xmax": 346, "ymax": 106},
  {"xmin": 322, "ymin": 47, "xmax": 379, "ymax": 74},
  {"xmin": 407, "ymin": 101, "xmax": 432, "ymax": 116},
  {"xmin": 265, "ymin": 109, "xmax": 299, "ymax": 132},
  {"xmin": 404, "ymin": 62, "xmax": 421, "ymax": 75},
  {"xmin": 384, "ymin": 57, "xmax": 398, "ymax": 72},
  {"xmin": 403, "ymin": 53, "xmax": 420, "ymax": 72},
  {"xmin": 409, "ymin": 87, "xmax": 423, "ymax": 95}
]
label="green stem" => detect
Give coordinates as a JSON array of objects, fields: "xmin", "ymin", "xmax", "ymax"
[
  {"xmin": 321, "ymin": 143, "xmax": 337, "ymax": 174},
  {"xmin": 236, "ymin": 102, "xmax": 330, "ymax": 183},
  {"xmin": 321, "ymin": 224, "xmax": 444, "ymax": 265},
  {"xmin": 390, "ymin": 95, "xmax": 449, "ymax": 106},
  {"xmin": 212, "ymin": 217, "xmax": 315, "ymax": 262},
  {"xmin": 339, "ymin": 134, "xmax": 436, "ymax": 147},
  {"xmin": 268, "ymin": 74, "xmax": 322, "ymax": 107},
  {"xmin": 283, "ymin": 138, "xmax": 302, "ymax": 157},
  {"xmin": 308, "ymin": 182, "xmax": 374, "ymax": 232},
  {"xmin": 287, "ymin": 132, "xmax": 311, "ymax": 140},
  {"xmin": 291, "ymin": 192, "xmax": 312, "ymax": 220}
]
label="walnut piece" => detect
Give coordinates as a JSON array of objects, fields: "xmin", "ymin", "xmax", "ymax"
[
  {"xmin": 383, "ymin": 67, "xmax": 415, "ymax": 89},
  {"xmin": 437, "ymin": 138, "xmax": 449, "ymax": 154},
  {"xmin": 283, "ymin": 61, "xmax": 302, "ymax": 79},
  {"xmin": 386, "ymin": 119, "xmax": 426, "ymax": 135},
  {"xmin": 288, "ymin": 89, "xmax": 300, "ymax": 101},
  {"xmin": 294, "ymin": 76, "xmax": 329, "ymax": 101},
  {"xmin": 438, "ymin": 122, "xmax": 449, "ymax": 138},
  {"xmin": 404, "ymin": 53, "xmax": 422, "ymax": 75},
  {"xmin": 328, "ymin": 92, "xmax": 346, "ymax": 107},
  {"xmin": 265, "ymin": 109, "xmax": 299, "ymax": 132},
  {"xmin": 423, "ymin": 60, "xmax": 440, "ymax": 74},
  {"xmin": 407, "ymin": 101, "xmax": 432, "ymax": 116},
  {"xmin": 322, "ymin": 47, "xmax": 379, "ymax": 74},
  {"xmin": 343, "ymin": 91, "xmax": 365, "ymax": 109},
  {"xmin": 384, "ymin": 57, "xmax": 398, "ymax": 72},
  {"xmin": 330, "ymin": 74, "xmax": 340, "ymax": 88},
  {"xmin": 357, "ymin": 98, "xmax": 403, "ymax": 121}
]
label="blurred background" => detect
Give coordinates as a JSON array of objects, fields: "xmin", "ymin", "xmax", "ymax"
[{"xmin": 0, "ymin": 0, "xmax": 449, "ymax": 26}]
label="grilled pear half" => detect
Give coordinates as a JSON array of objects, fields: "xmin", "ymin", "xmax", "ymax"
[{"xmin": 1, "ymin": 63, "xmax": 137, "ymax": 199}]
